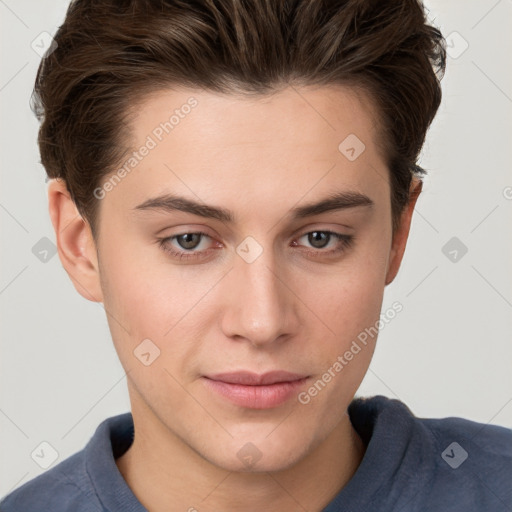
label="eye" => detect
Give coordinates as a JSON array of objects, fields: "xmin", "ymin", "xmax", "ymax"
[
  {"xmin": 293, "ymin": 230, "xmax": 355, "ymax": 258},
  {"xmin": 157, "ymin": 231, "xmax": 216, "ymax": 261},
  {"xmin": 157, "ymin": 229, "xmax": 355, "ymax": 262}
]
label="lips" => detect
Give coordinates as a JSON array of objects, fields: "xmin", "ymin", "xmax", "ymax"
[
  {"xmin": 202, "ymin": 371, "xmax": 309, "ymax": 409},
  {"xmin": 205, "ymin": 371, "xmax": 307, "ymax": 386}
]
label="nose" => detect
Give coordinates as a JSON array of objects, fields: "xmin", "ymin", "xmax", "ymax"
[{"xmin": 220, "ymin": 245, "xmax": 299, "ymax": 348}]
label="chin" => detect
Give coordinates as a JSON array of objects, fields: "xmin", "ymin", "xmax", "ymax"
[
  {"xmin": 213, "ymin": 452, "xmax": 302, "ymax": 474},
  {"xmin": 198, "ymin": 434, "xmax": 311, "ymax": 474}
]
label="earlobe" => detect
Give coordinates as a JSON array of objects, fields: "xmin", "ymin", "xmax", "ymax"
[
  {"xmin": 384, "ymin": 178, "xmax": 423, "ymax": 286},
  {"xmin": 47, "ymin": 179, "xmax": 104, "ymax": 303}
]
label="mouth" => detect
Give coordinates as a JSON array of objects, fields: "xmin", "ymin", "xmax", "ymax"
[{"xmin": 202, "ymin": 371, "xmax": 310, "ymax": 409}]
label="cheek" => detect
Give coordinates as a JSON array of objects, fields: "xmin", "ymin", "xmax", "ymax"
[
  {"xmin": 99, "ymin": 238, "xmax": 194, "ymax": 327},
  {"xmin": 295, "ymin": 262, "xmax": 385, "ymax": 426},
  {"xmin": 98, "ymin": 243, "xmax": 222, "ymax": 367},
  {"xmin": 299, "ymin": 235, "xmax": 389, "ymax": 384},
  {"xmin": 317, "ymin": 253, "xmax": 388, "ymax": 335},
  {"xmin": 305, "ymin": 279, "xmax": 383, "ymax": 383}
]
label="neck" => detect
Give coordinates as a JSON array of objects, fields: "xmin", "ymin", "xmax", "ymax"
[{"xmin": 116, "ymin": 407, "xmax": 366, "ymax": 512}]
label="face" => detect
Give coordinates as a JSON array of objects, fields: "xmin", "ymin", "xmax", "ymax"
[{"xmin": 52, "ymin": 84, "xmax": 417, "ymax": 473}]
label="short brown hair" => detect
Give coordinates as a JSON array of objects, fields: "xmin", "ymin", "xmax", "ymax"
[{"xmin": 32, "ymin": 0, "xmax": 446, "ymax": 241}]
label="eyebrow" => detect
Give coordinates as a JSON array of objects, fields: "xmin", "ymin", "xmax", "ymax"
[{"xmin": 132, "ymin": 190, "xmax": 374, "ymax": 222}]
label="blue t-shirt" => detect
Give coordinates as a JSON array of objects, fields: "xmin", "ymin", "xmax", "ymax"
[{"xmin": 1, "ymin": 395, "xmax": 511, "ymax": 511}]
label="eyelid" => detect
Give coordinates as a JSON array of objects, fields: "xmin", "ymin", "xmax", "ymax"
[{"xmin": 295, "ymin": 225, "xmax": 351, "ymax": 238}]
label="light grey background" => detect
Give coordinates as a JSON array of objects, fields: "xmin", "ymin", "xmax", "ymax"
[{"xmin": 1, "ymin": 0, "xmax": 511, "ymax": 498}]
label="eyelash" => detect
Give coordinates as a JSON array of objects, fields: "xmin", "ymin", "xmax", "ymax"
[{"xmin": 157, "ymin": 230, "xmax": 355, "ymax": 261}]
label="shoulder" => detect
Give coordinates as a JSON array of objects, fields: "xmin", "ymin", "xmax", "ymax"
[
  {"xmin": 353, "ymin": 394, "xmax": 511, "ymax": 458},
  {"xmin": 0, "ymin": 412, "xmax": 134, "ymax": 512},
  {"xmin": 407, "ymin": 401, "xmax": 512, "ymax": 510},
  {"xmin": 349, "ymin": 395, "xmax": 512, "ymax": 511},
  {"xmin": 422, "ymin": 412, "xmax": 512, "ymax": 457},
  {"xmin": 0, "ymin": 450, "xmax": 103, "ymax": 512},
  {"xmin": 420, "ymin": 413, "xmax": 512, "ymax": 508}
]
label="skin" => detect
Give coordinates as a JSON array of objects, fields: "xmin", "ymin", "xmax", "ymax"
[{"xmin": 48, "ymin": 84, "xmax": 421, "ymax": 512}]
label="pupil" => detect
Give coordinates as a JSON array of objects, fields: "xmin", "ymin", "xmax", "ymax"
[
  {"xmin": 309, "ymin": 231, "xmax": 329, "ymax": 248},
  {"xmin": 179, "ymin": 233, "xmax": 200, "ymax": 249}
]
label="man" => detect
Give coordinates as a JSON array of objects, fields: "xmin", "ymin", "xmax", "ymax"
[{"xmin": 1, "ymin": 0, "xmax": 510, "ymax": 511}]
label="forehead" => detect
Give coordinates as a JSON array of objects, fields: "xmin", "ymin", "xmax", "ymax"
[
  {"xmin": 130, "ymin": 84, "xmax": 381, "ymax": 153},
  {"xmin": 102, "ymin": 84, "xmax": 388, "ymax": 217}
]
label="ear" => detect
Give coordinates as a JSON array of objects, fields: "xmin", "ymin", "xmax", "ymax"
[
  {"xmin": 385, "ymin": 177, "xmax": 423, "ymax": 286},
  {"xmin": 47, "ymin": 178, "xmax": 104, "ymax": 303}
]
